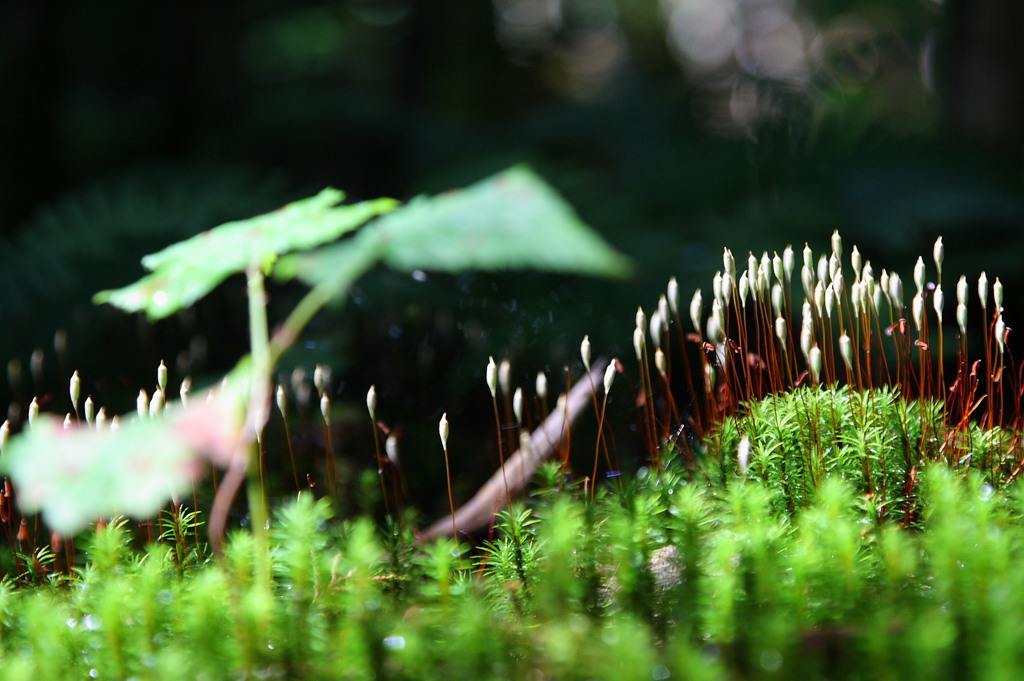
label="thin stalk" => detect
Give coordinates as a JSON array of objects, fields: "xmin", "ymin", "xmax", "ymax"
[
  {"xmin": 982, "ymin": 307, "xmax": 994, "ymax": 429},
  {"xmin": 490, "ymin": 390, "xmax": 514, "ymax": 510},
  {"xmin": 734, "ymin": 299, "xmax": 754, "ymax": 407},
  {"xmin": 244, "ymin": 265, "xmax": 272, "ymax": 592},
  {"xmin": 755, "ymin": 293, "xmax": 773, "ymax": 397},
  {"xmin": 439, "ymin": 413, "xmax": 457, "ymax": 541},
  {"xmin": 367, "ymin": 406, "xmax": 392, "ymax": 518},
  {"xmin": 936, "ymin": 316, "xmax": 946, "ymax": 401},
  {"xmin": 784, "ymin": 287, "xmax": 800, "ymax": 387},
  {"xmin": 978, "ymin": 305, "xmax": 995, "ymax": 428},
  {"xmin": 671, "ymin": 308, "xmax": 702, "ymax": 433},
  {"xmin": 821, "ymin": 306, "xmax": 837, "ymax": 386},
  {"xmin": 583, "ymin": 348, "xmax": 619, "ymax": 478},
  {"xmin": 840, "ymin": 298, "xmax": 863, "ymax": 391},
  {"xmin": 757, "ymin": 292, "xmax": 783, "ymax": 395},
  {"xmin": 279, "ymin": 393, "xmax": 302, "ymax": 493},
  {"xmin": 490, "ymin": 380, "xmax": 527, "ymax": 583},
  {"xmin": 559, "ymin": 367, "xmax": 574, "ymax": 478},
  {"xmin": 591, "ymin": 378, "xmax": 612, "ymax": 500},
  {"xmin": 719, "ymin": 304, "xmax": 746, "ymax": 411},
  {"xmin": 320, "ymin": 395, "xmax": 337, "ymax": 500},
  {"xmin": 860, "ymin": 311, "xmax": 873, "ymax": 389},
  {"xmin": 655, "ymin": 356, "xmax": 681, "ymax": 433},
  {"xmin": 870, "ymin": 303, "xmax": 891, "ymax": 386},
  {"xmin": 637, "ymin": 338, "xmax": 660, "ymax": 470}
]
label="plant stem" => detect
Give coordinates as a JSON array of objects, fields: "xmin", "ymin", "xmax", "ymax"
[
  {"xmin": 368, "ymin": 416, "xmax": 391, "ymax": 517},
  {"xmin": 212, "ymin": 265, "xmax": 272, "ymax": 591},
  {"xmin": 491, "ymin": 394, "xmax": 513, "ymax": 510},
  {"xmin": 248, "ymin": 266, "xmax": 274, "ymax": 591},
  {"xmin": 591, "ymin": 388, "xmax": 611, "ymax": 499},
  {"xmin": 442, "ymin": 446, "xmax": 457, "ymax": 541},
  {"xmin": 268, "ymin": 244, "xmax": 382, "ymax": 369},
  {"xmin": 281, "ymin": 410, "xmax": 301, "ymax": 493},
  {"xmin": 269, "ymin": 281, "xmax": 336, "ymax": 367}
]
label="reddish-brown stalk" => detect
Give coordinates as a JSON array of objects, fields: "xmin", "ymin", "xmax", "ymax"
[
  {"xmin": 581, "ymin": 339, "xmax": 618, "ymax": 477},
  {"xmin": 486, "ymin": 357, "xmax": 514, "ymax": 511},
  {"xmin": 861, "ymin": 302, "xmax": 876, "ymax": 389},
  {"xmin": 994, "ymin": 330, "xmax": 1006, "ymax": 430},
  {"xmin": 870, "ymin": 299, "xmax": 893, "ymax": 386},
  {"xmin": 635, "ymin": 327, "xmax": 661, "ymax": 471},
  {"xmin": 920, "ymin": 298, "xmax": 934, "ymax": 401},
  {"xmin": 895, "ymin": 319, "xmax": 913, "ymax": 399},
  {"xmin": 776, "ymin": 316, "xmax": 795, "ymax": 389},
  {"xmin": 277, "ymin": 386, "xmax": 301, "ymax": 493},
  {"xmin": 591, "ymin": 364, "xmax": 613, "ymax": 499},
  {"xmin": 655, "ymin": 351, "xmax": 682, "ymax": 436},
  {"xmin": 365, "ymin": 385, "xmax": 393, "ymax": 517},
  {"xmin": 882, "ymin": 289, "xmax": 901, "ymax": 386},
  {"xmin": 653, "ymin": 298, "xmax": 681, "ymax": 437},
  {"xmin": 498, "ymin": 359, "xmax": 515, "ymax": 438},
  {"xmin": 732, "ymin": 300, "xmax": 757, "ymax": 407},
  {"xmin": 558, "ymin": 367, "xmax": 574, "ymax": 481},
  {"xmin": 732, "ymin": 291, "xmax": 752, "ymax": 402},
  {"xmin": 837, "ymin": 290, "xmax": 866, "ymax": 391},
  {"xmin": 834, "ymin": 288, "xmax": 849, "ymax": 368},
  {"xmin": 319, "ymin": 394, "xmax": 338, "ymax": 501},
  {"xmin": 782, "ymin": 287, "xmax": 803, "ymax": 388},
  {"xmin": 813, "ymin": 299, "xmax": 834, "ymax": 386},
  {"xmin": 946, "ymin": 320, "xmax": 974, "ymax": 441},
  {"xmin": 694, "ymin": 345, "xmax": 715, "ymax": 433},
  {"xmin": 438, "ymin": 412, "xmax": 456, "ymax": 541},
  {"xmin": 371, "ymin": 430, "xmax": 392, "ymax": 518},
  {"xmin": 756, "ymin": 288, "xmax": 784, "ymax": 396},
  {"xmin": 720, "ymin": 303, "xmax": 748, "ymax": 411},
  {"xmin": 936, "ymin": 314, "xmax": 947, "ymax": 403},
  {"xmin": 1, "ymin": 479, "xmax": 24, "ymax": 581},
  {"xmin": 981, "ymin": 297, "xmax": 995, "ymax": 430}
]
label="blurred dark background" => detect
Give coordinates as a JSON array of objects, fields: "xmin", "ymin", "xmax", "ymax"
[{"xmin": 3, "ymin": 0, "xmax": 1023, "ymax": 518}]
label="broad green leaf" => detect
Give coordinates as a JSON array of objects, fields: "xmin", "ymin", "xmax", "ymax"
[
  {"xmin": 371, "ymin": 165, "xmax": 632, "ymax": 277},
  {"xmin": 94, "ymin": 189, "xmax": 398, "ymax": 319},
  {"xmin": 3, "ymin": 395, "xmax": 245, "ymax": 536},
  {"xmin": 288, "ymin": 166, "xmax": 632, "ymax": 292},
  {"xmin": 92, "ymin": 258, "xmax": 234, "ymax": 320}
]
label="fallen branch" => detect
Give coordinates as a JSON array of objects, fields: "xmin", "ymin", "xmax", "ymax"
[{"xmin": 419, "ymin": 358, "xmax": 608, "ymax": 541}]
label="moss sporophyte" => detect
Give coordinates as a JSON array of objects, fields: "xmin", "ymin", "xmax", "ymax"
[{"xmin": 1, "ymin": 168, "xmax": 1023, "ymax": 679}]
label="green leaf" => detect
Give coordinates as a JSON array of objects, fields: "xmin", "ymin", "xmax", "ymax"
[
  {"xmin": 94, "ymin": 189, "xmax": 398, "ymax": 319},
  {"xmin": 3, "ymin": 395, "xmax": 246, "ymax": 536},
  {"xmin": 289, "ymin": 165, "xmax": 632, "ymax": 291},
  {"xmin": 373, "ymin": 165, "xmax": 632, "ymax": 277}
]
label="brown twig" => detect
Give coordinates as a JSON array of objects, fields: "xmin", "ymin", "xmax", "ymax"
[{"xmin": 418, "ymin": 358, "xmax": 608, "ymax": 542}]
